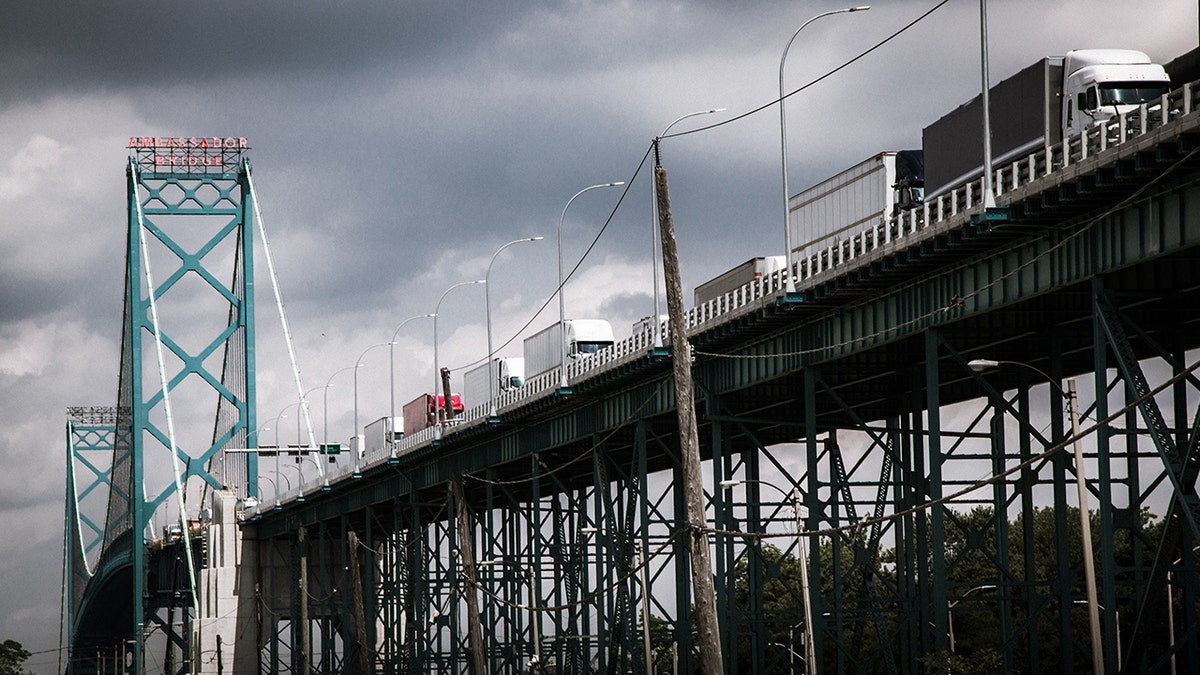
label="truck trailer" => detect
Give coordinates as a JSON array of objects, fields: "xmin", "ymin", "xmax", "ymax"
[
  {"xmin": 923, "ymin": 49, "xmax": 1169, "ymax": 197},
  {"xmin": 523, "ymin": 319, "xmax": 615, "ymax": 378},
  {"xmin": 786, "ymin": 151, "xmax": 923, "ymax": 275},
  {"xmin": 363, "ymin": 416, "xmax": 401, "ymax": 456},
  {"xmin": 693, "ymin": 257, "xmax": 786, "ymax": 307},
  {"xmin": 462, "ymin": 357, "xmax": 526, "ymax": 407},
  {"xmin": 401, "ymin": 393, "xmax": 464, "ymax": 436}
]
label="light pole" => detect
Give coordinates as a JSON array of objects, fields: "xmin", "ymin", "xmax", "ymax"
[
  {"xmin": 273, "ymin": 403, "xmax": 301, "ymax": 503},
  {"xmin": 323, "ymin": 364, "xmax": 361, "ymax": 451},
  {"xmin": 389, "ymin": 314, "xmax": 434, "ymax": 436},
  {"xmin": 557, "ymin": 182, "xmax": 624, "ymax": 393},
  {"xmin": 968, "ymin": 359, "xmax": 1102, "ymax": 674},
  {"xmin": 297, "ymin": 386, "xmax": 325, "ymax": 449},
  {"xmin": 768, "ymin": 641, "xmax": 804, "ymax": 675},
  {"xmin": 433, "ymin": 280, "xmax": 485, "ymax": 432},
  {"xmin": 1075, "ymin": 600, "xmax": 1120, "ymax": 667},
  {"xmin": 634, "ymin": 540, "xmax": 654, "ymax": 675},
  {"xmin": 978, "ymin": 0, "xmax": 996, "ymax": 209},
  {"xmin": 721, "ymin": 478, "xmax": 818, "ymax": 674},
  {"xmin": 1166, "ymin": 546, "xmax": 1198, "ymax": 675},
  {"xmin": 257, "ymin": 475, "xmax": 281, "ymax": 509},
  {"xmin": 652, "ymin": 109, "xmax": 725, "ymax": 347},
  {"xmin": 297, "ymin": 384, "xmax": 329, "ymax": 481},
  {"xmin": 779, "ymin": 6, "xmax": 870, "ymax": 293},
  {"xmin": 485, "ymin": 237, "xmax": 543, "ymax": 420},
  {"xmin": 353, "ymin": 341, "xmax": 394, "ymax": 475},
  {"xmin": 479, "ymin": 557, "xmax": 542, "ymax": 671},
  {"xmin": 948, "ymin": 584, "xmax": 997, "ymax": 654}
]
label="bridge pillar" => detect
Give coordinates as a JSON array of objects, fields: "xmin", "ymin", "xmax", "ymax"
[{"xmin": 194, "ymin": 490, "xmax": 258, "ymax": 674}]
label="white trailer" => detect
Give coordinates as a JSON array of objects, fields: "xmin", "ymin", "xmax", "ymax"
[
  {"xmin": 786, "ymin": 151, "xmax": 923, "ymax": 278},
  {"xmin": 463, "ymin": 357, "xmax": 526, "ymax": 407},
  {"xmin": 363, "ymin": 416, "xmax": 401, "ymax": 456},
  {"xmin": 693, "ymin": 257, "xmax": 784, "ymax": 306},
  {"xmin": 523, "ymin": 320, "xmax": 614, "ymax": 378}
]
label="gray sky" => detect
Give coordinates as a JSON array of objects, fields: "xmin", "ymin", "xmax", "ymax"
[{"xmin": 1, "ymin": 1, "xmax": 1195, "ymax": 670}]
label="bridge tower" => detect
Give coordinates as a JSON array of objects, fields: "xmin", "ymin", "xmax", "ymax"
[{"xmin": 66, "ymin": 138, "xmax": 259, "ymax": 674}]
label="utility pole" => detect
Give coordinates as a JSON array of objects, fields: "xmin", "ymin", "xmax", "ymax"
[
  {"xmin": 451, "ymin": 475, "xmax": 487, "ymax": 674},
  {"xmin": 347, "ymin": 531, "xmax": 370, "ymax": 675},
  {"xmin": 654, "ymin": 140, "xmax": 724, "ymax": 674},
  {"xmin": 298, "ymin": 526, "xmax": 310, "ymax": 675}
]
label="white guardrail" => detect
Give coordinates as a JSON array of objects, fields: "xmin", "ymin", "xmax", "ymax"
[{"xmin": 252, "ymin": 80, "xmax": 1200, "ymax": 515}]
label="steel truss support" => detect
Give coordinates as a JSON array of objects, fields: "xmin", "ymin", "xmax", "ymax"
[
  {"xmin": 69, "ymin": 157, "xmax": 258, "ymax": 674},
  {"xmin": 257, "ymin": 425, "xmax": 693, "ymax": 674}
]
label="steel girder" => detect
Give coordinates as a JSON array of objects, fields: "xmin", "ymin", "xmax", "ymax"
[
  {"xmin": 69, "ymin": 157, "xmax": 258, "ymax": 674},
  {"xmin": 244, "ymin": 161, "xmax": 1200, "ymax": 673}
]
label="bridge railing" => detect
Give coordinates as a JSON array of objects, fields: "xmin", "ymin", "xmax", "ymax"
[
  {"xmin": 790, "ymin": 80, "xmax": 1199, "ymax": 289},
  {"xmin": 252, "ymin": 79, "xmax": 1200, "ymax": 514}
]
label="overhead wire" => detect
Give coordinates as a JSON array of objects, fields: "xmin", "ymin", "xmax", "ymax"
[
  {"xmin": 663, "ymin": 0, "xmax": 954, "ymax": 141},
  {"xmin": 693, "ymin": 140, "xmax": 1200, "ymax": 362},
  {"xmin": 446, "ymin": 144, "xmax": 654, "ymax": 374},
  {"xmin": 444, "ymin": 0, "xmax": 953, "ymax": 375}
]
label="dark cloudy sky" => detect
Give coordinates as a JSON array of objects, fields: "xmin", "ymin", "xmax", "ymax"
[{"xmin": 1, "ymin": 1, "xmax": 1195, "ymax": 670}]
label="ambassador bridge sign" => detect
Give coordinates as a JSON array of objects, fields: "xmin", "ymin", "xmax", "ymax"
[{"xmin": 128, "ymin": 136, "xmax": 249, "ymax": 174}]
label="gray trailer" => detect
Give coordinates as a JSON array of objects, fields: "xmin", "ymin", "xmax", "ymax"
[{"xmin": 693, "ymin": 257, "xmax": 785, "ymax": 306}]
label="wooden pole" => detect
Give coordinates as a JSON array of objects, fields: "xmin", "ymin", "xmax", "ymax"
[
  {"xmin": 654, "ymin": 145, "xmax": 724, "ymax": 674},
  {"xmin": 347, "ymin": 531, "xmax": 370, "ymax": 675},
  {"xmin": 298, "ymin": 526, "xmax": 310, "ymax": 675},
  {"xmin": 451, "ymin": 475, "xmax": 487, "ymax": 674}
]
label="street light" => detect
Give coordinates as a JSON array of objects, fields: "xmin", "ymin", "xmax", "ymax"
[
  {"xmin": 353, "ymin": 341, "xmax": 394, "ymax": 476},
  {"xmin": 1075, "ymin": 600, "xmax": 1120, "ymax": 668},
  {"xmin": 485, "ymin": 237, "xmax": 543, "ymax": 421},
  {"xmin": 948, "ymin": 584, "xmax": 997, "ymax": 653},
  {"xmin": 1166, "ymin": 546, "xmax": 1198, "ymax": 675},
  {"xmin": 257, "ymin": 475, "xmax": 281, "ymax": 509},
  {"xmin": 389, "ymin": 314, "xmax": 435, "ymax": 438},
  {"xmin": 968, "ymin": 358, "xmax": 1102, "ymax": 674},
  {"xmin": 978, "ymin": 0, "xmax": 996, "ymax": 209},
  {"xmin": 433, "ymin": 280, "xmax": 486, "ymax": 433},
  {"xmin": 652, "ymin": 109, "xmax": 725, "ymax": 347},
  {"xmin": 633, "ymin": 540, "xmax": 655, "ymax": 675},
  {"xmin": 779, "ymin": 6, "xmax": 870, "ymax": 293},
  {"xmin": 721, "ymin": 478, "xmax": 818, "ymax": 674},
  {"xmin": 273, "ymin": 402, "xmax": 302, "ymax": 504},
  {"xmin": 323, "ymin": 364, "xmax": 361, "ymax": 451},
  {"xmin": 297, "ymin": 384, "xmax": 329, "ymax": 482},
  {"xmin": 768, "ymin": 641, "xmax": 804, "ymax": 675},
  {"xmin": 557, "ymin": 182, "xmax": 624, "ymax": 393},
  {"xmin": 479, "ymin": 557, "xmax": 542, "ymax": 671}
]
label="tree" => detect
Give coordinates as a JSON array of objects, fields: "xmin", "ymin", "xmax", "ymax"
[{"xmin": 0, "ymin": 640, "xmax": 30, "ymax": 675}]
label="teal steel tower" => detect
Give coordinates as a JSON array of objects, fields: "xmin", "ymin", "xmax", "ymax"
[{"xmin": 66, "ymin": 139, "xmax": 258, "ymax": 674}]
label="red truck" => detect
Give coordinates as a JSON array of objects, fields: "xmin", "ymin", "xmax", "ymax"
[{"xmin": 401, "ymin": 393, "xmax": 464, "ymax": 436}]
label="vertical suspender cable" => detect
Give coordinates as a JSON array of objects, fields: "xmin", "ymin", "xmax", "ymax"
[
  {"xmin": 131, "ymin": 161, "xmax": 201, "ymax": 617},
  {"xmin": 245, "ymin": 164, "xmax": 323, "ymax": 479}
]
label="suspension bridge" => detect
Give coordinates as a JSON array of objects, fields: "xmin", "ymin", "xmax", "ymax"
[{"xmin": 63, "ymin": 75, "xmax": 1200, "ymax": 674}]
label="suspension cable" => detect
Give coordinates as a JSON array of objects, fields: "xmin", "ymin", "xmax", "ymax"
[
  {"xmin": 245, "ymin": 164, "xmax": 324, "ymax": 477},
  {"xmin": 130, "ymin": 160, "xmax": 200, "ymax": 617}
]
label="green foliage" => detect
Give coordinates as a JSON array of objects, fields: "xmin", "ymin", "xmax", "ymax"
[
  {"xmin": 919, "ymin": 648, "xmax": 1003, "ymax": 675},
  {"xmin": 0, "ymin": 640, "xmax": 30, "ymax": 675},
  {"xmin": 731, "ymin": 504, "xmax": 1169, "ymax": 673}
]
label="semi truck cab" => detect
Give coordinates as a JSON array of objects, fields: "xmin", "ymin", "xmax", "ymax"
[{"xmin": 1062, "ymin": 49, "xmax": 1170, "ymax": 138}]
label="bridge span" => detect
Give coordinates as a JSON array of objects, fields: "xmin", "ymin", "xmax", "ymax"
[{"xmin": 67, "ymin": 81, "xmax": 1200, "ymax": 674}]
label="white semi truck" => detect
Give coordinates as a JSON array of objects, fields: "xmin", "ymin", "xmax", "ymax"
[
  {"xmin": 693, "ymin": 257, "xmax": 786, "ymax": 307},
  {"xmin": 523, "ymin": 319, "xmax": 615, "ymax": 378},
  {"xmin": 363, "ymin": 416, "xmax": 401, "ymax": 456},
  {"xmin": 462, "ymin": 357, "xmax": 526, "ymax": 407},
  {"xmin": 923, "ymin": 48, "xmax": 1170, "ymax": 197}
]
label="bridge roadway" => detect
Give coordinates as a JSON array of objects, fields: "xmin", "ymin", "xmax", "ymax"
[
  {"xmin": 251, "ymin": 83, "xmax": 1200, "ymax": 517},
  {"xmin": 231, "ymin": 81, "xmax": 1200, "ymax": 667},
  {"xmin": 241, "ymin": 85, "xmax": 1200, "ymax": 672}
]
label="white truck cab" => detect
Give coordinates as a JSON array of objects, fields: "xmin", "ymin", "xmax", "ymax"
[{"xmin": 1062, "ymin": 49, "xmax": 1170, "ymax": 139}]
